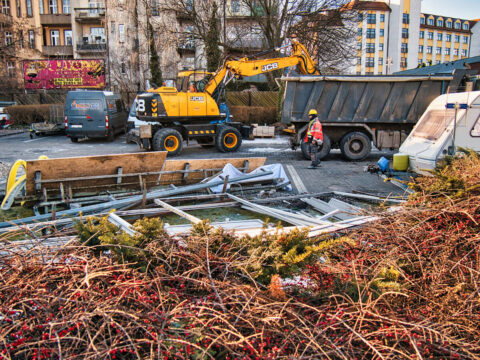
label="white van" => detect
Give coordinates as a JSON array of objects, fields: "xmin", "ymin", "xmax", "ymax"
[{"xmin": 399, "ymin": 91, "xmax": 480, "ymax": 174}]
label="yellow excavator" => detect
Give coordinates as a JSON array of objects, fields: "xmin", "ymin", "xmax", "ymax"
[{"xmin": 134, "ymin": 39, "xmax": 319, "ymax": 155}]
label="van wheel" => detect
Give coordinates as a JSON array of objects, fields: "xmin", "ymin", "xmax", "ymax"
[
  {"xmin": 340, "ymin": 132, "xmax": 371, "ymax": 161},
  {"xmin": 70, "ymin": 137, "xmax": 78, "ymax": 143},
  {"xmin": 216, "ymin": 126, "xmax": 242, "ymax": 153},
  {"xmin": 107, "ymin": 129, "xmax": 115, "ymax": 142},
  {"xmin": 153, "ymin": 128, "xmax": 183, "ymax": 156},
  {"xmin": 300, "ymin": 134, "xmax": 331, "ymax": 160}
]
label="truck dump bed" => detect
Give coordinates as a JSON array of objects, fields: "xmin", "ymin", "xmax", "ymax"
[{"xmin": 281, "ymin": 75, "xmax": 453, "ymax": 125}]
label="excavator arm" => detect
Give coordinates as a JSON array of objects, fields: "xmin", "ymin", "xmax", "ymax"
[{"xmin": 204, "ymin": 39, "xmax": 319, "ymax": 96}]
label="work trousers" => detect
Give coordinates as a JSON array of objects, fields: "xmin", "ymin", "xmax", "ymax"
[{"xmin": 308, "ymin": 141, "xmax": 321, "ymax": 166}]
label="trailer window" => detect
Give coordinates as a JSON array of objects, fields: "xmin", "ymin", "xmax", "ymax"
[
  {"xmin": 471, "ymin": 114, "xmax": 480, "ymax": 137},
  {"xmin": 412, "ymin": 109, "xmax": 459, "ymax": 141}
]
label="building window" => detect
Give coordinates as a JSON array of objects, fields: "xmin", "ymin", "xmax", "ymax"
[
  {"xmin": 463, "ymin": 36, "xmax": 468, "ymax": 44},
  {"xmin": 455, "ymin": 22, "xmax": 461, "ymax": 29},
  {"xmin": 366, "ymin": 43, "xmax": 375, "ymax": 53},
  {"xmin": 17, "ymin": 30, "xmax": 23, "ymax": 48},
  {"xmin": 39, "ymin": 0, "xmax": 43, "ymax": 13},
  {"xmin": 462, "ymin": 49, "xmax": 467, "ymax": 57},
  {"xmin": 379, "ymin": 43, "xmax": 384, "ymax": 51},
  {"xmin": 367, "ymin": 13, "xmax": 376, "ymax": 25},
  {"xmin": 378, "ymin": 58, "xmax": 383, "ymax": 65},
  {"xmin": 419, "ymin": 45, "xmax": 424, "ymax": 53},
  {"xmin": 420, "ymin": 17, "xmax": 425, "ymax": 25},
  {"xmin": 231, "ymin": 0, "xmax": 240, "ymax": 13},
  {"xmin": 26, "ymin": 0, "xmax": 32, "ymax": 16},
  {"xmin": 366, "ymin": 58, "xmax": 374, "ymax": 67},
  {"xmin": 357, "ymin": 42, "xmax": 362, "ymax": 50},
  {"xmin": 357, "ymin": 28, "xmax": 362, "ymax": 36},
  {"xmin": 28, "ymin": 30, "xmax": 34, "ymax": 48},
  {"xmin": 121, "ymin": 63, "xmax": 126, "ymax": 74},
  {"xmin": 366, "ymin": 28, "xmax": 375, "ymax": 39},
  {"xmin": 62, "ymin": 0, "xmax": 69, "ymax": 13},
  {"xmin": 426, "ymin": 46, "xmax": 432, "ymax": 54},
  {"xmin": 446, "ymin": 20, "xmax": 452, "ymax": 28},
  {"xmin": 418, "ymin": 59, "xmax": 423, "ymax": 65},
  {"xmin": 358, "ymin": 13, "xmax": 363, "ymax": 21},
  {"xmin": 436, "ymin": 47, "xmax": 441, "ymax": 54},
  {"xmin": 427, "ymin": 32, "xmax": 433, "ymax": 40},
  {"xmin": 50, "ymin": 30, "xmax": 59, "ymax": 45},
  {"xmin": 380, "ymin": 13, "xmax": 385, "ymax": 22},
  {"xmin": 90, "ymin": 27, "xmax": 104, "ymax": 43},
  {"xmin": 379, "ymin": 29, "xmax": 384, "ymax": 37},
  {"xmin": 437, "ymin": 19, "xmax": 443, "ymax": 27},
  {"xmin": 402, "ymin": 28, "xmax": 409, "ymax": 39},
  {"xmin": 437, "ymin": 33, "xmax": 442, "ymax": 41},
  {"xmin": 16, "ymin": 0, "xmax": 20, "ymax": 16},
  {"xmin": 454, "ymin": 48, "xmax": 459, "ymax": 56},
  {"xmin": 454, "ymin": 34, "xmax": 460, "ymax": 42},
  {"xmin": 1, "ymin": 0, "xmax": 10, "ymax": 15},
  {"xmin": 118, "ymin": 24, "xmax": 124, "ymax": 43},
  {"xmin": 402, "ymin": 13, "xmax": 409, "ymax": 24},
  {"xmin": 401, "ymin": 58, "xmax": 407, "ymax": 68},
  {"xmin": 419, "ymin": 31, "xmax": 424, "ymax": 39},
  {"xmin": 6, "ymin": 61, "xmax": 15, "ymax": 77},
  {"xmin": 428, "ymin": 18, "xmax": 434, "ymax": 26},
  {"xmin": 366, "ymin": 72, "xmax": 374, "ymax": 75},
  {"xmin": 48, "ymin": 0, "xmax": 57, "ymax": 14},
  {"xmin": 357, "ymin": 57, "xmax": 361, "ymax": 65},
  {"xmin": 4, "ymin": 31, "xmax": 12, "ymax": 45},
  {"xmin": 446, "ymin": 34, "xmax": 451, "ymax": 42},
  {"xmin": 444, "ymin": 48, "xmax": 450, "ymax": 55},
  {"xmin": 463, "ymin": 23, "xmax": 469, "ymax": 30},
  {"xmin": 64, "ymin": 29, "xmax": 72, "ymax": 45},
  {"xmin": 401, "ymin": 43, "xmax": 408, "ymax": 53}
]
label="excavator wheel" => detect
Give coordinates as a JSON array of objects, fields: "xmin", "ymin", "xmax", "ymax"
[
  {"xmin": 153, "ymin": 128, "xmax": 183, "ymax": 156},
  {"xmin": 216, "ymin": 126, "xmax": 242, "ymax": 153}
]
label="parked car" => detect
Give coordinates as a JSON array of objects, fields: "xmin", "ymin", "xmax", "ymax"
[
  {"xmin": 0, "ymin": 101, "xmax": 17, "ymax": 128},
  {"xmin": 65, "ymin": 90, "xmax": 127, "ymax": 142}
]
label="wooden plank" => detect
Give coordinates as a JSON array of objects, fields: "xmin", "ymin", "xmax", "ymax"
[
  {"xmin": 157, "ymin": 157, "xmax": 266, "ymax": 185},
  {"xmin": 154, "ymin": 199, "xmax": 202, "ymax": 224},
  {"xmin": 26, "ymin": 152, "xmax": 168, "ymax": 195}
]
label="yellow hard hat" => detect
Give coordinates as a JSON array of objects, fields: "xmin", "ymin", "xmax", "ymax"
[{"xmin": 309, "ymin": 109, "xmax": 318, "ymax": 115}]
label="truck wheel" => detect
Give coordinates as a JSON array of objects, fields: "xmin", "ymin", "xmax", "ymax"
[
  {"xmin": 216, "ymin": 126, "xmax": 242, "ymax": 153},
  {"xmin": 107, "ymin": 128, "xmax": 115, "ymax": 142},
  {"xmin": 340, "ymin": 132, "xmax": 371, "ymax": 161},
  {"xmin": 153, "ymin": 128, "xmax": 183, "ymax": 156},
  {"xmin": 300, "ymin": 134, "xmax": 331, "ymax": 160}
]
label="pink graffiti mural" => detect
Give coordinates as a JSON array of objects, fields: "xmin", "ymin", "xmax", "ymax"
[{"xmin": 24, "ymin": 60, "xmax": 105, "ymax": 90}]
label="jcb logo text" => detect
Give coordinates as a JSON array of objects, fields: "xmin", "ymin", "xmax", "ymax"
[{"xmin": 262, "ymin": 63, "xmax": 279, "ymax": 72}]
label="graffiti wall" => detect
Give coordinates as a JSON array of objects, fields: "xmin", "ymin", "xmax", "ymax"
[{"xmin": 24, "ymin": 60, "xmax": 105, "ymax": 90}]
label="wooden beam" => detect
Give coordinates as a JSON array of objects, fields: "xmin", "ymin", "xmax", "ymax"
[{"xmin": 154, "ymin": 199, "xmax": 202, "ymax": 224}]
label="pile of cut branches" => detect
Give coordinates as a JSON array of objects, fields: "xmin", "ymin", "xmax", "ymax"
[{"xmin": 0, "ymin": 152, "xmax": 479, "ymax": 359}]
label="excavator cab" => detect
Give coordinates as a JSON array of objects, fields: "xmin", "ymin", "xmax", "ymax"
[{"xmin": 176, "ymin": 71, "xmax": 212, "ymax": 93}]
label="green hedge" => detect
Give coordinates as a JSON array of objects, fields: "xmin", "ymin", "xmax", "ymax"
[{"xmin": 6, "ymin": 104, "xmax": 51, "ymax": 126}]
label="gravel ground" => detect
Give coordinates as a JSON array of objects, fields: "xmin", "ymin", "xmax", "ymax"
[{"xmin": 0, "ymin": 161, "xmax": 10, "ymax": 179}]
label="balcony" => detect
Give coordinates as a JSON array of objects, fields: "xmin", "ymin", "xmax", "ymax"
[
  {"xmin": 177, "ymin": 40, "xmax": 195, "ymax": 54},
  {"xmin": 226, "ymin": 38, "xmax": 263, "ymax": 51},
  {"xmin": 175, "ymin": 11, "xmax": 193, "ymax": 21},
  {"xmin": 40, "ymin": 13, "xmax": 71, "ymax": 25},
  {"xmin": 42, "ymin": 45, "xmax": 73, "ymax": 57},
  {"xmin": 76, "ymin": 37, "xmax": 106, "ymax": 53},
  {"xmin": 0, "ymin": 12, "xmax": 13, "ymax": 25},
  {"xmin": 74, "ymin": 8, "xmax": 105, "ymax": 23}
]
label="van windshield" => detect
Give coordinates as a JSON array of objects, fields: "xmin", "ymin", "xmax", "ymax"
[
  {"xmin": 411, "ymin": 109, "xmax": 463, "ymax": 141},
  {"xmin": 68, "ymin": 99, "xmax": 104, "ymax": 112}
]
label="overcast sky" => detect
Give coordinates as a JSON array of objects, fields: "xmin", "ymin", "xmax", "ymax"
[{"xmin": 421, "ymin": 0, "xmax": 480, "ymax": 20}]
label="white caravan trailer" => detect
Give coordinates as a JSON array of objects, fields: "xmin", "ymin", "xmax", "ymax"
[{"xmin": 399, "ymin": 91, "xmax": 480, "ymax": 174}]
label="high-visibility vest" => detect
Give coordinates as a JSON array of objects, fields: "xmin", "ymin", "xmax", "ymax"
[{"xmin": 304, "ymin": 118, "xmax": 323, "ymax": 142}]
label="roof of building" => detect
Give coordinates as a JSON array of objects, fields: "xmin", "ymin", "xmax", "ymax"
[
  {"xmin": 394, "ymin": 56, "xmax": 480, "ymax": 76},
  {"xmin": 420, "ymin": 13, "xmax": 473, "ymax": 34},
  {"xmin": 341, "ymin": 0, "xmax": 391, "ymax": 12}
]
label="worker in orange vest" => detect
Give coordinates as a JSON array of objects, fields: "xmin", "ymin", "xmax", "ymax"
[{"xmin": 304, "ymin": 109, "xmax": 324, "ymax": 169}]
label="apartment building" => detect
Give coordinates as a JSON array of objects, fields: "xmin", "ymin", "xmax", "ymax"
[{"xmin": 349, "ymin": 0, "xmax": 477, "ymax": 75}]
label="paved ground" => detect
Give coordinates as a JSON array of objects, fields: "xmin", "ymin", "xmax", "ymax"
[{"xmin": 0, "ymin": 132, "xmax": 403, "ymax": 197}]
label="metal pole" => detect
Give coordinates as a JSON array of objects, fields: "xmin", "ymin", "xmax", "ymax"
[{"xmin": 452, "ymin": 102, "xmax": 458, "ymax": 154}]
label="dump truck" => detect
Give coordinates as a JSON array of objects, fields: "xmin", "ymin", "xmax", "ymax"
[
  {"xmin": 133, "ymin": 39, "xmax": 320, "ymax": 156},
  {"xmin": 282, "ymin": 72, "xmax": 479, "ymax": 161}
]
